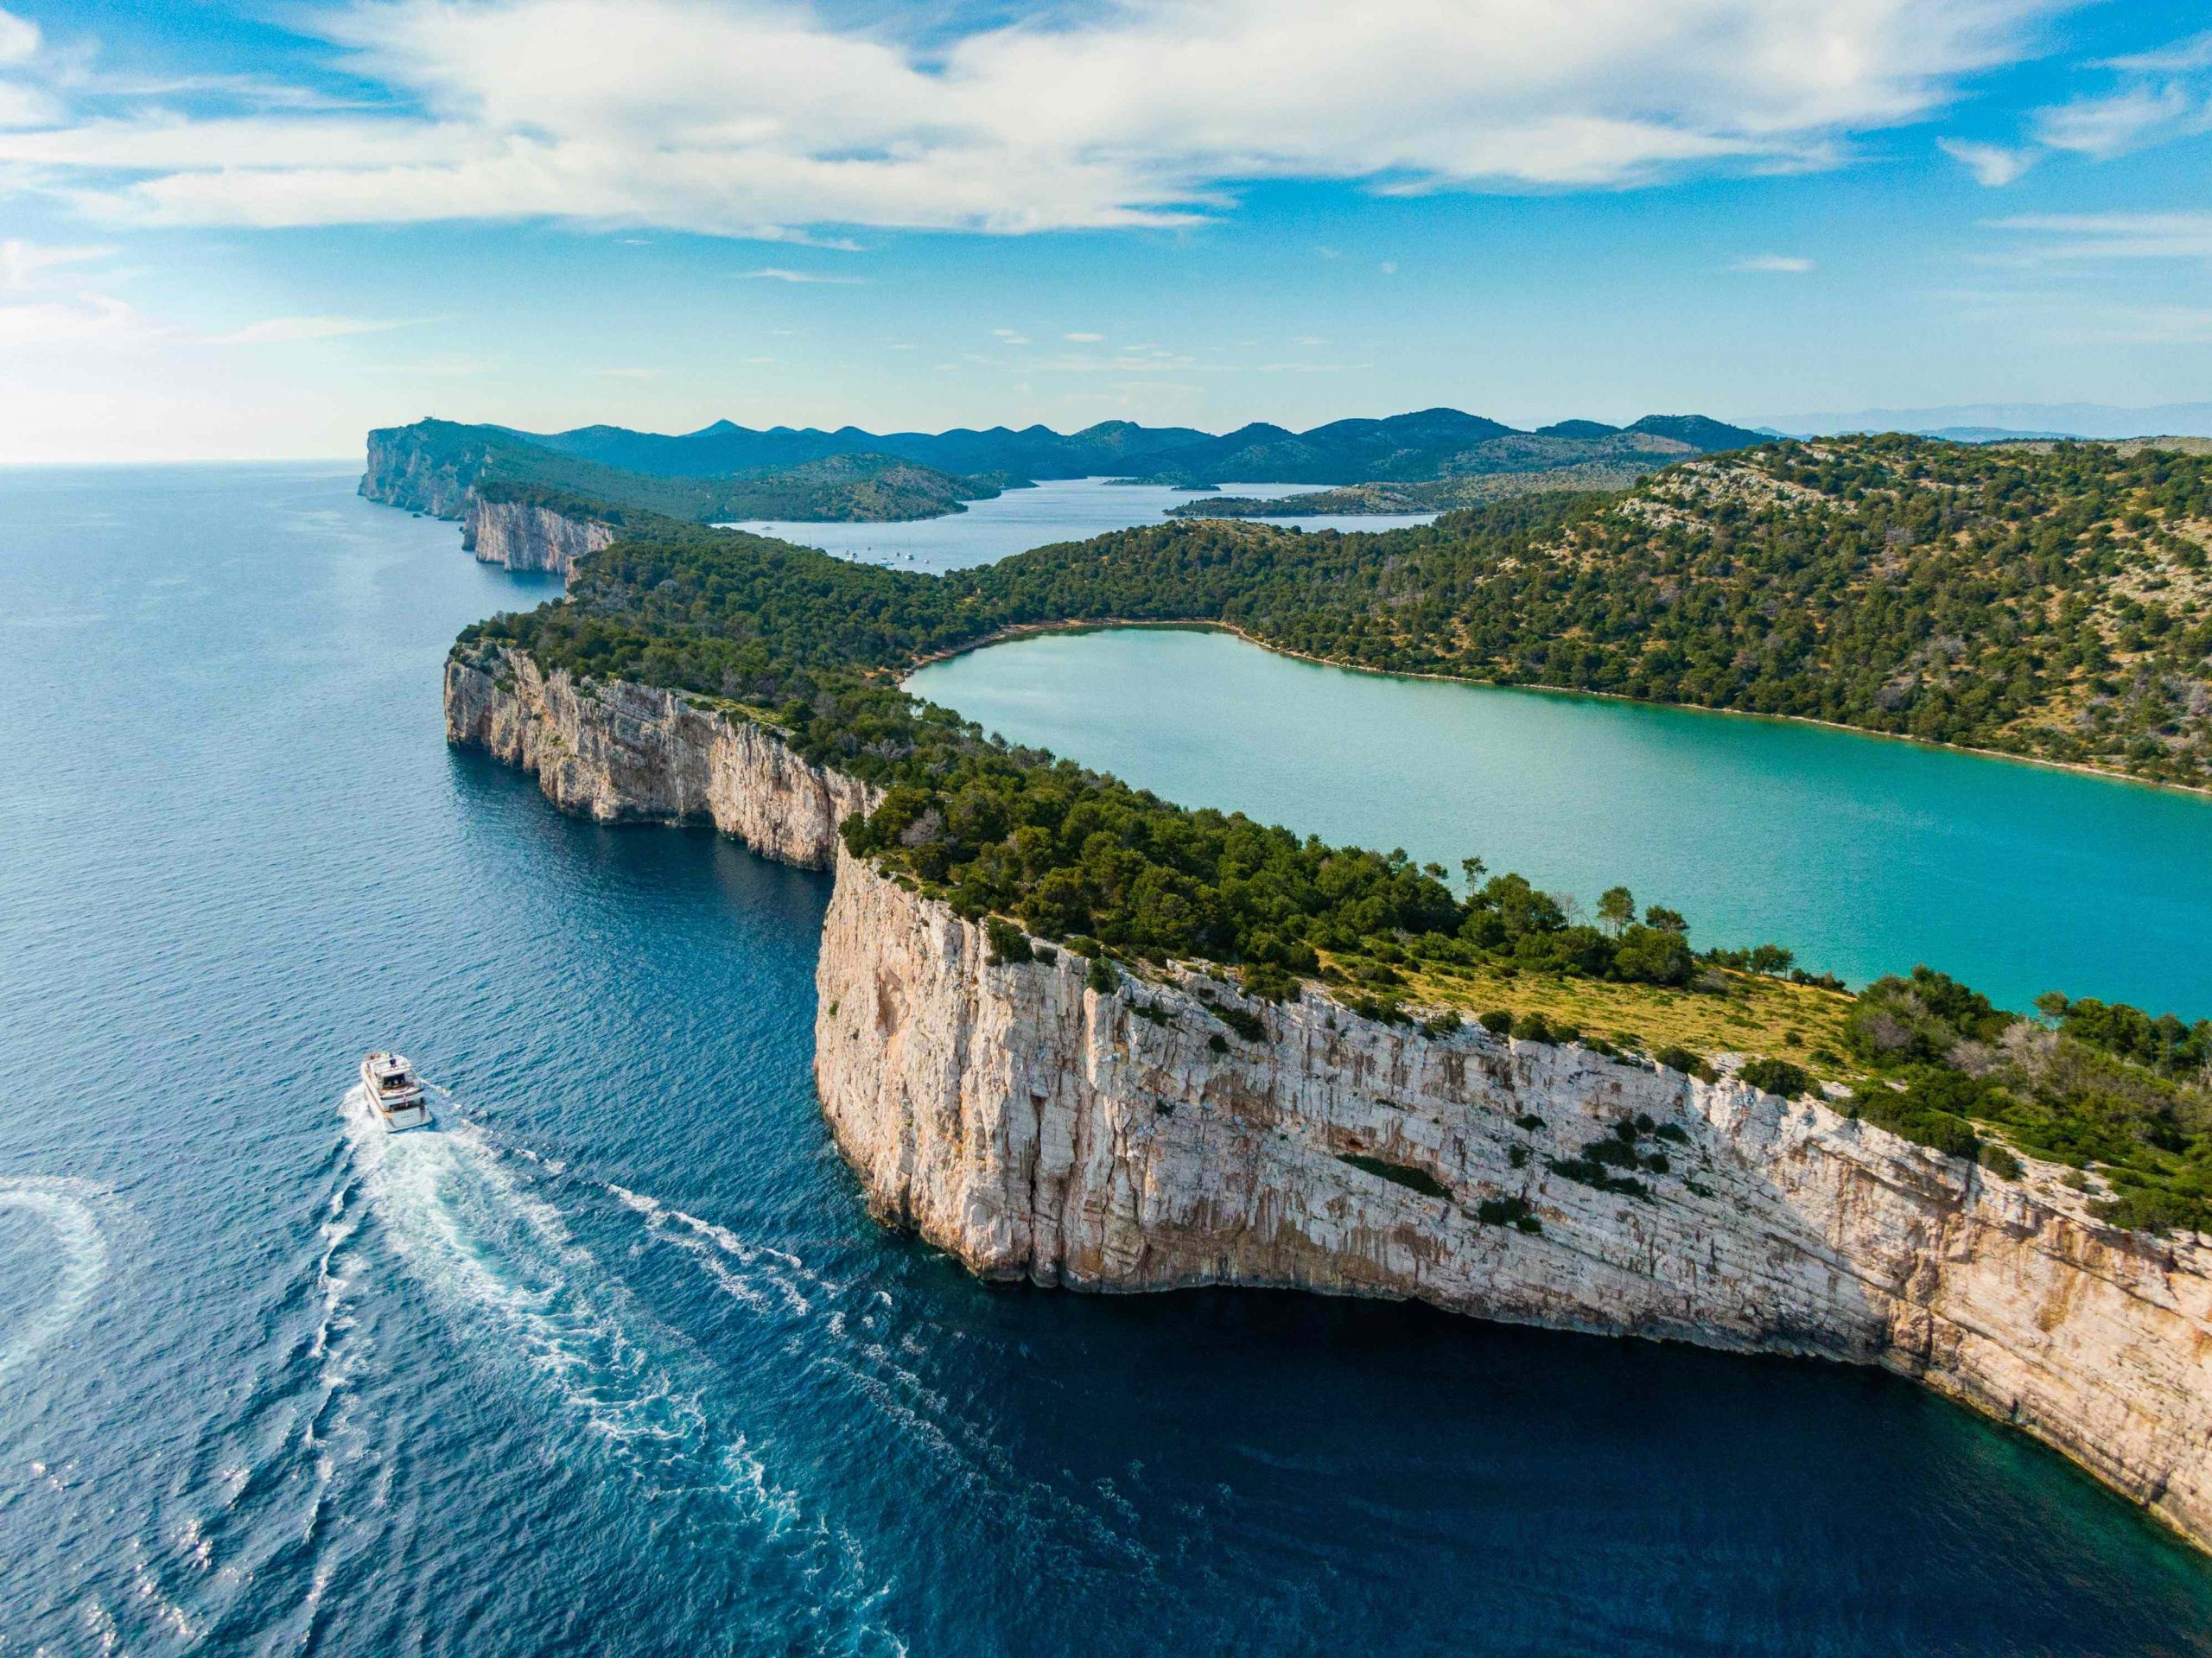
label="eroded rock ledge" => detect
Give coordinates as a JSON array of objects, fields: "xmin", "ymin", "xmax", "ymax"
[
  {"xmin": 443, "ymin": 645, "xmax": 872, "ymax": 869},
  {"xmin": 461, "ymin": 494, "xmax": 614, "ymax": 576},
  {"xmin": 446, "ymin": 646, "xmax": 2212, "ymax": 1549}
]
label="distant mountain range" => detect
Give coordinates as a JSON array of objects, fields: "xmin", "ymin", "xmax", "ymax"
[
  {"xmin": 1765, "ymin": 402, "xmax": 2212, "ymax": 441},
  {"xmin": 363, "ymin": 410, "xmax": 1770, "ymax": 523},
  {"xmin": 359, "ymin": 419, "xmax": 1013, "ymax": 523},
  {"xmin": 517, "ymin": 407, "xmax": 1764, "ymax": 487}
]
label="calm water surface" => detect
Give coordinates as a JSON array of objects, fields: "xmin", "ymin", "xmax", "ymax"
[
  {"xmin": 4, "ymin": 466, "xmax": 2211, "ymax": 1656},
  {"xmin": 912, "ymin": 627, "xmax": 2212, "ymax": 1017},
  {"xmin": 728, "ymin": 476, "xmax": 1437, "ymax": 570}
]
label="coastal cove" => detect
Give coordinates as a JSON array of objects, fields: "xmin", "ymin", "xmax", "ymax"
[{"xmin": 910, "ymin": 625, "xmax": 2212, "ymax": 1018}]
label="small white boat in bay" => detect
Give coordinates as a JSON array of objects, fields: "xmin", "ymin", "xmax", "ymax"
[{"xmin": 359, "ymin": 1051, "xmax": 432, "ymax": 1132}]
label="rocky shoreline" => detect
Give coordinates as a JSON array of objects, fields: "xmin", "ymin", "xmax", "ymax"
[{"xmin": 446, "ymin": 640, "xmax": 2212, "ymax": 1551}]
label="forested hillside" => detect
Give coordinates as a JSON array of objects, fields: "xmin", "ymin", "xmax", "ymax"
[
  {"xmin": 366, "ymin": 407, "xmax": 1765, "ymax": 509},
  {"xmin": 361, "ymin": 418, "xmax": 1007, "ymax": 523},
  {"xmin": 453, "ymin": 433, "xmax": 2212, "ymax": 1229},
  {"xmin": 1039, "ymin": 436, "xmax": 2212, "ymax": 788}
]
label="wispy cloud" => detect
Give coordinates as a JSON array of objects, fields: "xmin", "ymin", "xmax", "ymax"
[
  {"xmin": 2100, "ymin": 30, "xmax": 2212, "ymax": 74},
  {"xmin": 207, "ymin": 314, "xmax": 402, "ymax": 344},
  {"xmin": 1733, "ymin": 253, "xmax": 1814, "ymax": 272},
  {"xmin": 0, "ymin": 236, "xmax": 111, "ymax": 289},
  {"xmin": 0, "ymin": 0, "xmax": 2070, "ymax": 238},
  {"xmin": 737, "ymin": 267, "xmax": 862, "ymax": 283},
  {"xmin": 1064, "ymin": 330, "xmax": 1103, "ymax": 341},
  {"xmin": 1941, "ymin": 23, "xmax": 2212, "ymax": 185},
  {"xmin": 596, "ymin": 365, "xmax": 661, "ymax": 378},
  {"xmin": 1988, "ymin": 212, "xmax": 2212, "ymax": 262},
  {"xmin": 1937, "ymin": 137, "xmax": 2036, "ymax": 186},
  {"xmin": 2035, "ymin": 82, "xmax": 2203, "ymax": 159}
]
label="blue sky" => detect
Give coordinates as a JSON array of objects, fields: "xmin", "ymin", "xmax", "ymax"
[{"xmin": 2, "ymin": 0, "xmax": 2209, "ymax": 460}]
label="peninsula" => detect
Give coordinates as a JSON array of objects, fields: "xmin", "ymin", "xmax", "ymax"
[{"xmin": 416, "ymin": 430, "xmax": 2212, "ymax": 1549}]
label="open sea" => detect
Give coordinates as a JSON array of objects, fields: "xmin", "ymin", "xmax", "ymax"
[{"xmin": 4, "ymin": 463, "xmax": 2211, "ymax": 1656}]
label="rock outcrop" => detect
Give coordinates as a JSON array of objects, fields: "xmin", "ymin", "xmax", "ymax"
[
  {"xmin": 448, "ymin": 650, "xmax": 2212, "ymax": 1551},
  {"xmin": 461, "ymin": 494, "xmax": 614, "ymax": 575},
  {"xmin": 360, "ymin": 425, "xmax": 479, "ymax": 518},
  {"xmin": 443, "ymin": 645, "xmax": 873, "ymax": 869}
]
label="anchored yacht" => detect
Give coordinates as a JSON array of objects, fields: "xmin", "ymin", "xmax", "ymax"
[{"xmin": 359, "ymin": 1051, "xmax": 432, "ymax": 1131}]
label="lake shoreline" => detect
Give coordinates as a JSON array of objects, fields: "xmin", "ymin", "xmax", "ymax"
[{"xmin": 906, "ymin": 617, "xmax": 2212, "ymax": 803}]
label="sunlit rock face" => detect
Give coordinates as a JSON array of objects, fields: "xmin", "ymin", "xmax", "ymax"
[
  {"xmin": 461, "ymin": 495, "xmax": 614, "ymax": 575},
  {"xmin": 449, "ymin": 649, "xmax": 2212, "ymax": 1551}
]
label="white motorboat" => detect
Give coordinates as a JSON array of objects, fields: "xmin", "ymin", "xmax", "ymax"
[{"xmin": 359, "ymin": 1051, "xmax": 432, "ymax": 1131}]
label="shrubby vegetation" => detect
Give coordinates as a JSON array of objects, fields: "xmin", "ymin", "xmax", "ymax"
[
  {"xmin": 455, "ymin": 434, "xmax": 2212, "ymax": 1233},
  {"xmin": 1840, "ymin": 969, "xmax": 2212, "ymax": 1231}
]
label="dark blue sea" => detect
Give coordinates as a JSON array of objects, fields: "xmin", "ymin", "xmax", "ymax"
[{"xmin": 3, "ymin": 463, "xmax": 2209, "ymax": 1656}]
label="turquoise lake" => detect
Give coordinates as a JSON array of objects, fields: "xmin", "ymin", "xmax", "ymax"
[
  {"xmin": 5, "ymin": 467, "xmax": 2211, "ymax": 1655},
  {"xmin": 910, "ymin": 626, "xmax": 2212, "ymax": 1018}
]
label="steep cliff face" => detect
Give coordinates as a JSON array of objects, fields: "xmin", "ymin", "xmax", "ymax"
[
  {"xmin": 814, "ymin": 849, "xmax": 2212, "ymax": 1547},
  {"xmin": 461, "ymin": 494, "xmax": 614, "ymax": 575},
  {"xmin": 360, "ymin": 426, "xmax": 480, "ymax": 518},
  {"xmin": 446, "ymin": 651, "xmax": 2212, "ymax": 1549},
  {"xmin": 443, "ymin": 645, "xmax": 874, "ymax": 869}
]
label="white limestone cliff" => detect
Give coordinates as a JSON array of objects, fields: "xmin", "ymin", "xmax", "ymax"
[
  {"xmin": 442, "ymin": 645, "xmax": 873, "ymax": 869},
  {"xmin": 461, "ymin": 494, "xmax": 616, "ymax": 576},
  {"xmin": 447, "ymin": 649, "xmax": 2212, "ymax": 1550}
]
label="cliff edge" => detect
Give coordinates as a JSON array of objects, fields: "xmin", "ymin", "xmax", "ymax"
[
  {"xmin": 443, "ymin": 645, "xmax": 873, "ymax": 869},
  {"xmin": 461, "ymin": 494, "xmax": 614, "ymax": 575},
  {"xmin": 447, "ymin": 646, "xmax": 2212, "ymax": 1549}
]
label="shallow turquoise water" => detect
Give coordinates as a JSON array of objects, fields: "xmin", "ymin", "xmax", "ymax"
[
  {"xmin": 728, "ymin": 476, "xmax": 1437, "ymax": 570},
  {"xmin": 4, "ymin": 467, "xmax": 2211, "ymax": 1655},
  {"xmin": 911, "ymin": 626, "xmax": 2212, "ymax": 1017}
]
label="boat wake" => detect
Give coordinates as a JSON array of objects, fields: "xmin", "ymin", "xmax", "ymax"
[
  {"xmin": 587, "ymin": 1167, "xmax": 1161, "ymax": 1582},
  {"xmin": 0, "ymin": 1176, "xmax": 115, "ymax": 1382},
  {"xmin": 339, "ymin": 1086, "xmax": 907, "ymax": 1654}
]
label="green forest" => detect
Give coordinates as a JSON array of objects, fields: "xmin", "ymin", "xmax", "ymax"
[
  {"xmin": 455, "ymin": 433, "xmax": 2212, "ymax": 1230},
  {"xmin": 379, "ymin": 418, "xmax": 1007, "ymax": 523}
]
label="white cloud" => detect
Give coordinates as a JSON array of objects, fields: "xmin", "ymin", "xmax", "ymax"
[
  {"xmin": 1733, "ymin": 253, "xmax": 1815, "ymax": 271},
  {"xmin": 208, "ymin": 314, "xmax": 401, "ymax": 344},
  {"xmin": 1377, "ymin": 260, "xmax": 1397, "ymax": 275},
  {"xmin": 596, "ymin": 365, "xmax": 661, "ymax": 378},
  {"xmin": 0, "ymin": 8, "xmax": 38, "ymax": 67},
  {"xmin": 0, "ymin": 290, "xmax": 144, "ymax": 347},
  {"xmin": 0, "ymin": 0, "xmax": 2069, "ymax": 238},
  {"xmin": 0, "ymin": 237, "xmax": 111, "ymax": 289},
  {"xmin": 2034, "ymin": 81, "xmax": 2202, "ymax": 159},
  {"xmin": 2101, "ymin": 30, "xmax": 2212, "ymax": 74},
  {"xmin": 736, "ymin": 267, "xmax": 861, "ymax": 283},
  {"xmin": 1937, "ymin": 136, "xmax": 2036, "ymax": 185},
  {"xmin": 1989, "ymin": 211, "xmax": 2212, "ymax": 261},
  {"xmin": 1064, "ymin": 330, "xmax": 1103, "ymax": 341}
]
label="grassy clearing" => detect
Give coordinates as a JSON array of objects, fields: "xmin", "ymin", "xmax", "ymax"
[{"xmin": 1376, "ymin": 956, "xmax": 1860, "ymax": 1083}]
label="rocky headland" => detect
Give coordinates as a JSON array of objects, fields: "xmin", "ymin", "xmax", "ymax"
[
  {"xmin": 461, "ymin": 492, "xmax": 615, "ymax": 576},
  {"xmin": 445, "ymin": 638, "xmax": 2212, "ymax": 1551}
]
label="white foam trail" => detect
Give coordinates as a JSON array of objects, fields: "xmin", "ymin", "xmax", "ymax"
[
  {"xmin": 340, "ymin": 1087, "xmax": 902, "ymax": 1645},
  {"xmin": 603, "ymin": 1183, "xmax": 817, "ymax": 1316},
  {"xmin": 0, "ymin": 1178, "xmax": 113, "ymax": 1382}
]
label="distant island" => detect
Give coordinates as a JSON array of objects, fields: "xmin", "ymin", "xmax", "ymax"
[
  {"xmin": 361, "ymin": 418, "xmax": 1010, "ymax": 525},
  {"xmin": 361, "ymin": 407, "xmax": 1770, "ymax": 530}
]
